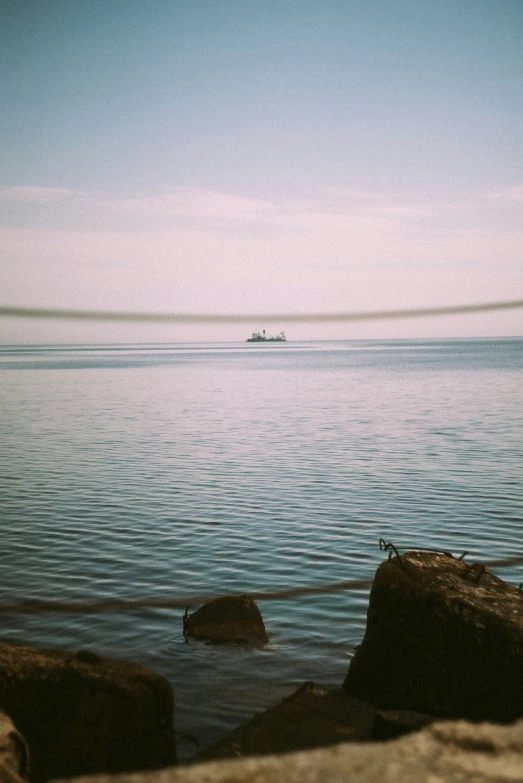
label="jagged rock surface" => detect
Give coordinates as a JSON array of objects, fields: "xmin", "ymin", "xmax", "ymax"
[
  {"xmin": 0, "ymin": 642, "xmax": 175, "ymax": 782},
  {"xmin": 184, "ymin": 595, "xmax": 268, "ymax": 645},
  {"xmin": 343, "ymin": 550, "xmax": 523, "ymax": 722}
]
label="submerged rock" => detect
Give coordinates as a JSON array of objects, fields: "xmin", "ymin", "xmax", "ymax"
[
  {"xmin": 191, "ymin": 681, "xmax": 439, "ymax": 764},
  {"xmin": 191, "ymin": 683, "xmax": 375, "ymax": 763},
  {"xmin": 343, "ymin": 550, "xmax": 523, "ymax": 723},
  {"xmin": 0, "ymin": 641, "xmax": 175, "ymax": 782},
  {"xmin": 184, "ymin": 595, "xmax": 268, "ymax": 645}
]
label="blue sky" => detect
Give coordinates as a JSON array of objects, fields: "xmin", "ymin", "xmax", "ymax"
[{"xmin": 1, "ymin": 0, "xmax": 522, "ymax": 342}]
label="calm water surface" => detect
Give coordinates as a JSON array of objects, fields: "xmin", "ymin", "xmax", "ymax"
[{"xmin": 1, "ymin": 338, "xmax": 522, "ymax": 758}]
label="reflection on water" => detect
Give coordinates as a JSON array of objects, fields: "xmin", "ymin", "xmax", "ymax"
[{"xmin": 1, "ymin": 338, "xmax": 522, "ymax": 758}]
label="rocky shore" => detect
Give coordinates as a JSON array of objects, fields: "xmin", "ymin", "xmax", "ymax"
[{"xmin": 1, "ymin": 550, "xmax": 522, "ymax": 782}]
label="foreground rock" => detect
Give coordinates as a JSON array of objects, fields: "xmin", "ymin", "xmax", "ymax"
[
  {"xmin": 184, "ymin": 596, "xmax": 268, "ymax": 645},
  {"xmin": 0, "ymin": 710, "xmax": 29, "ymax": 783},
  {"xmin": 344, "ymin": 550, "xmax": 523, "ymax": 722},
  {"xmin": 55, "ymin": 718, "xmax": 523, "ymax": 783},
  {"xmin": 0, "ymin": 641, "xmax": 175, "ymax": 782}
]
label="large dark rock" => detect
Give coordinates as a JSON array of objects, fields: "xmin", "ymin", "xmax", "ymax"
[
  {"xmin": 0, "ymin": 641, "xmax": 175, "ymax": 782},
  {"xmin": 184, "ymin": 595, "xmax": 268, "ymax": 645},
  {"xmin": 343, "ymin": 550, "xmax": 523, "ymax": 723}
]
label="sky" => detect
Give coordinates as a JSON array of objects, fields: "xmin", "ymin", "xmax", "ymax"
[{"xmin": 1, "ymin": 0, "xmax": 522, "ymax": 343}]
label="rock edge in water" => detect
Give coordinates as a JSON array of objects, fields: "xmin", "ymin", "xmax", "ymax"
[
  {"xmin": 0, "ymin": 641, "xmax": 175, "ymax": 782},
  {"xmin": 190, "ymin": 681, "xmax": 438, "ymax": 764},
  {"xmin": 343, "ymin": 550, "xmax": 523, "ymax": 722}
]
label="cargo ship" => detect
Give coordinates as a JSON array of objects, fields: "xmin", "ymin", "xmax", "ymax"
[{"xmin": 246, "ymin": 329, "xmax": 286, "ymax": 342}]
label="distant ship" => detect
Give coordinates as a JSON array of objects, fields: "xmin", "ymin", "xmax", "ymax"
[{"xmin": 247, "ymin": 329, "xmax": 286, "ymax": 342}]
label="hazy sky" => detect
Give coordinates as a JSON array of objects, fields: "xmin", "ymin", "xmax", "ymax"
[{"xmin": 1, "ymin": 0, "xmax": 522, "ymax": 342}]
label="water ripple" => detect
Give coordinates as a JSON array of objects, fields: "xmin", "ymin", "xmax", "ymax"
[{"xmin": 0, "ymin": 338, "xmax": 522, "ymax": 758}]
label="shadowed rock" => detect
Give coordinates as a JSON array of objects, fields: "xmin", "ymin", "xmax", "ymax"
[
  {"xmin": 55, "ymin": 718, "xmax": 523, "ymax": 783},
  {"xmin": 184, "ymin": 595, "xmax": 268, "ymax": 645},
  {"xmin": 343, "ymin": 550, "xmax": 523, "ymax": 723},
  {"xmin": 372, "ymin": 708, "xmax": 435, "ymax": 740},
  {"xmin": 191, "ymin": 683, "xmax": 376, "ymax": 763},
  {"xmin": 0, "ymin": 641, "xmax": 175, "ymax": 782},
  {"xmin": 190, "ymin": 681, "xmax": 438, "ymax": 764},
  {"xmin": 0, "ymin": 710, "xmax": 29, "ymax": 783}
]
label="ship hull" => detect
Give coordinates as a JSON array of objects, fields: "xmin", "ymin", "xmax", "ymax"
[{"xmin": 246, "ymin": 337, "xmax": 286, "ymax": 342}]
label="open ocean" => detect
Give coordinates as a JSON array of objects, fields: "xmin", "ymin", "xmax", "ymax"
[{"xmin": 1, "ymin": 337, "xmax": 522, "ymax": 759}]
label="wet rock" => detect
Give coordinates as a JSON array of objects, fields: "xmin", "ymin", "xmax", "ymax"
[
  {"xmin": 184, "ymin": 595, "xmax": 268, "ymax": 645},
  {"xmin": 191, "ymin": 683, "xmax": 438, "ymax": 763},
  {"xmin": 57, "ymin": 717, "xmax": 523, "ymax": 783},
  {"xmin": 191, "ymin": 683, "xmax": 375, "ymax": 763},
  {"xmin": 0, "ymin": 710, "xmax": 29, "ymax": 783},
  {"xmin": 0, "ymin": 641, "xmax": 175, "ymax": 782},
  {"xmin": 343, "ymin": 550, "xmax": 523, "ymax": 722}
]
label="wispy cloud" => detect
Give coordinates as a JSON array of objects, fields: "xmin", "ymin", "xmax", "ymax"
[
  {"xmin": 1, "ymin": 184, "xmax": 520, "ymax": 272},
  {"xmin": 0, "ymin": 185, "xmax": 74, "ymax": 203},
  {"xmin": 0, "ymin": 183, "xmax": 447, "ymax": 231},
  {"xmin": 486, "ymin": 185, "xmax": 523, "ymax": 203},
  {"xmin": 111, "ymin": 187, "xmax": 442, "ymax": 226},
  {"xmin": 112, "ymin": 188, "xmax": 277, "ymax": 221},
  {"xmin": 363, "ymin": 203, "xmax": 441, "ymax": 219}
]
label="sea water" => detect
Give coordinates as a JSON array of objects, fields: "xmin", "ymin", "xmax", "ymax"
[{"xmin": 1, "ymin": 338, "xmax": 522, "ymax": 758}]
